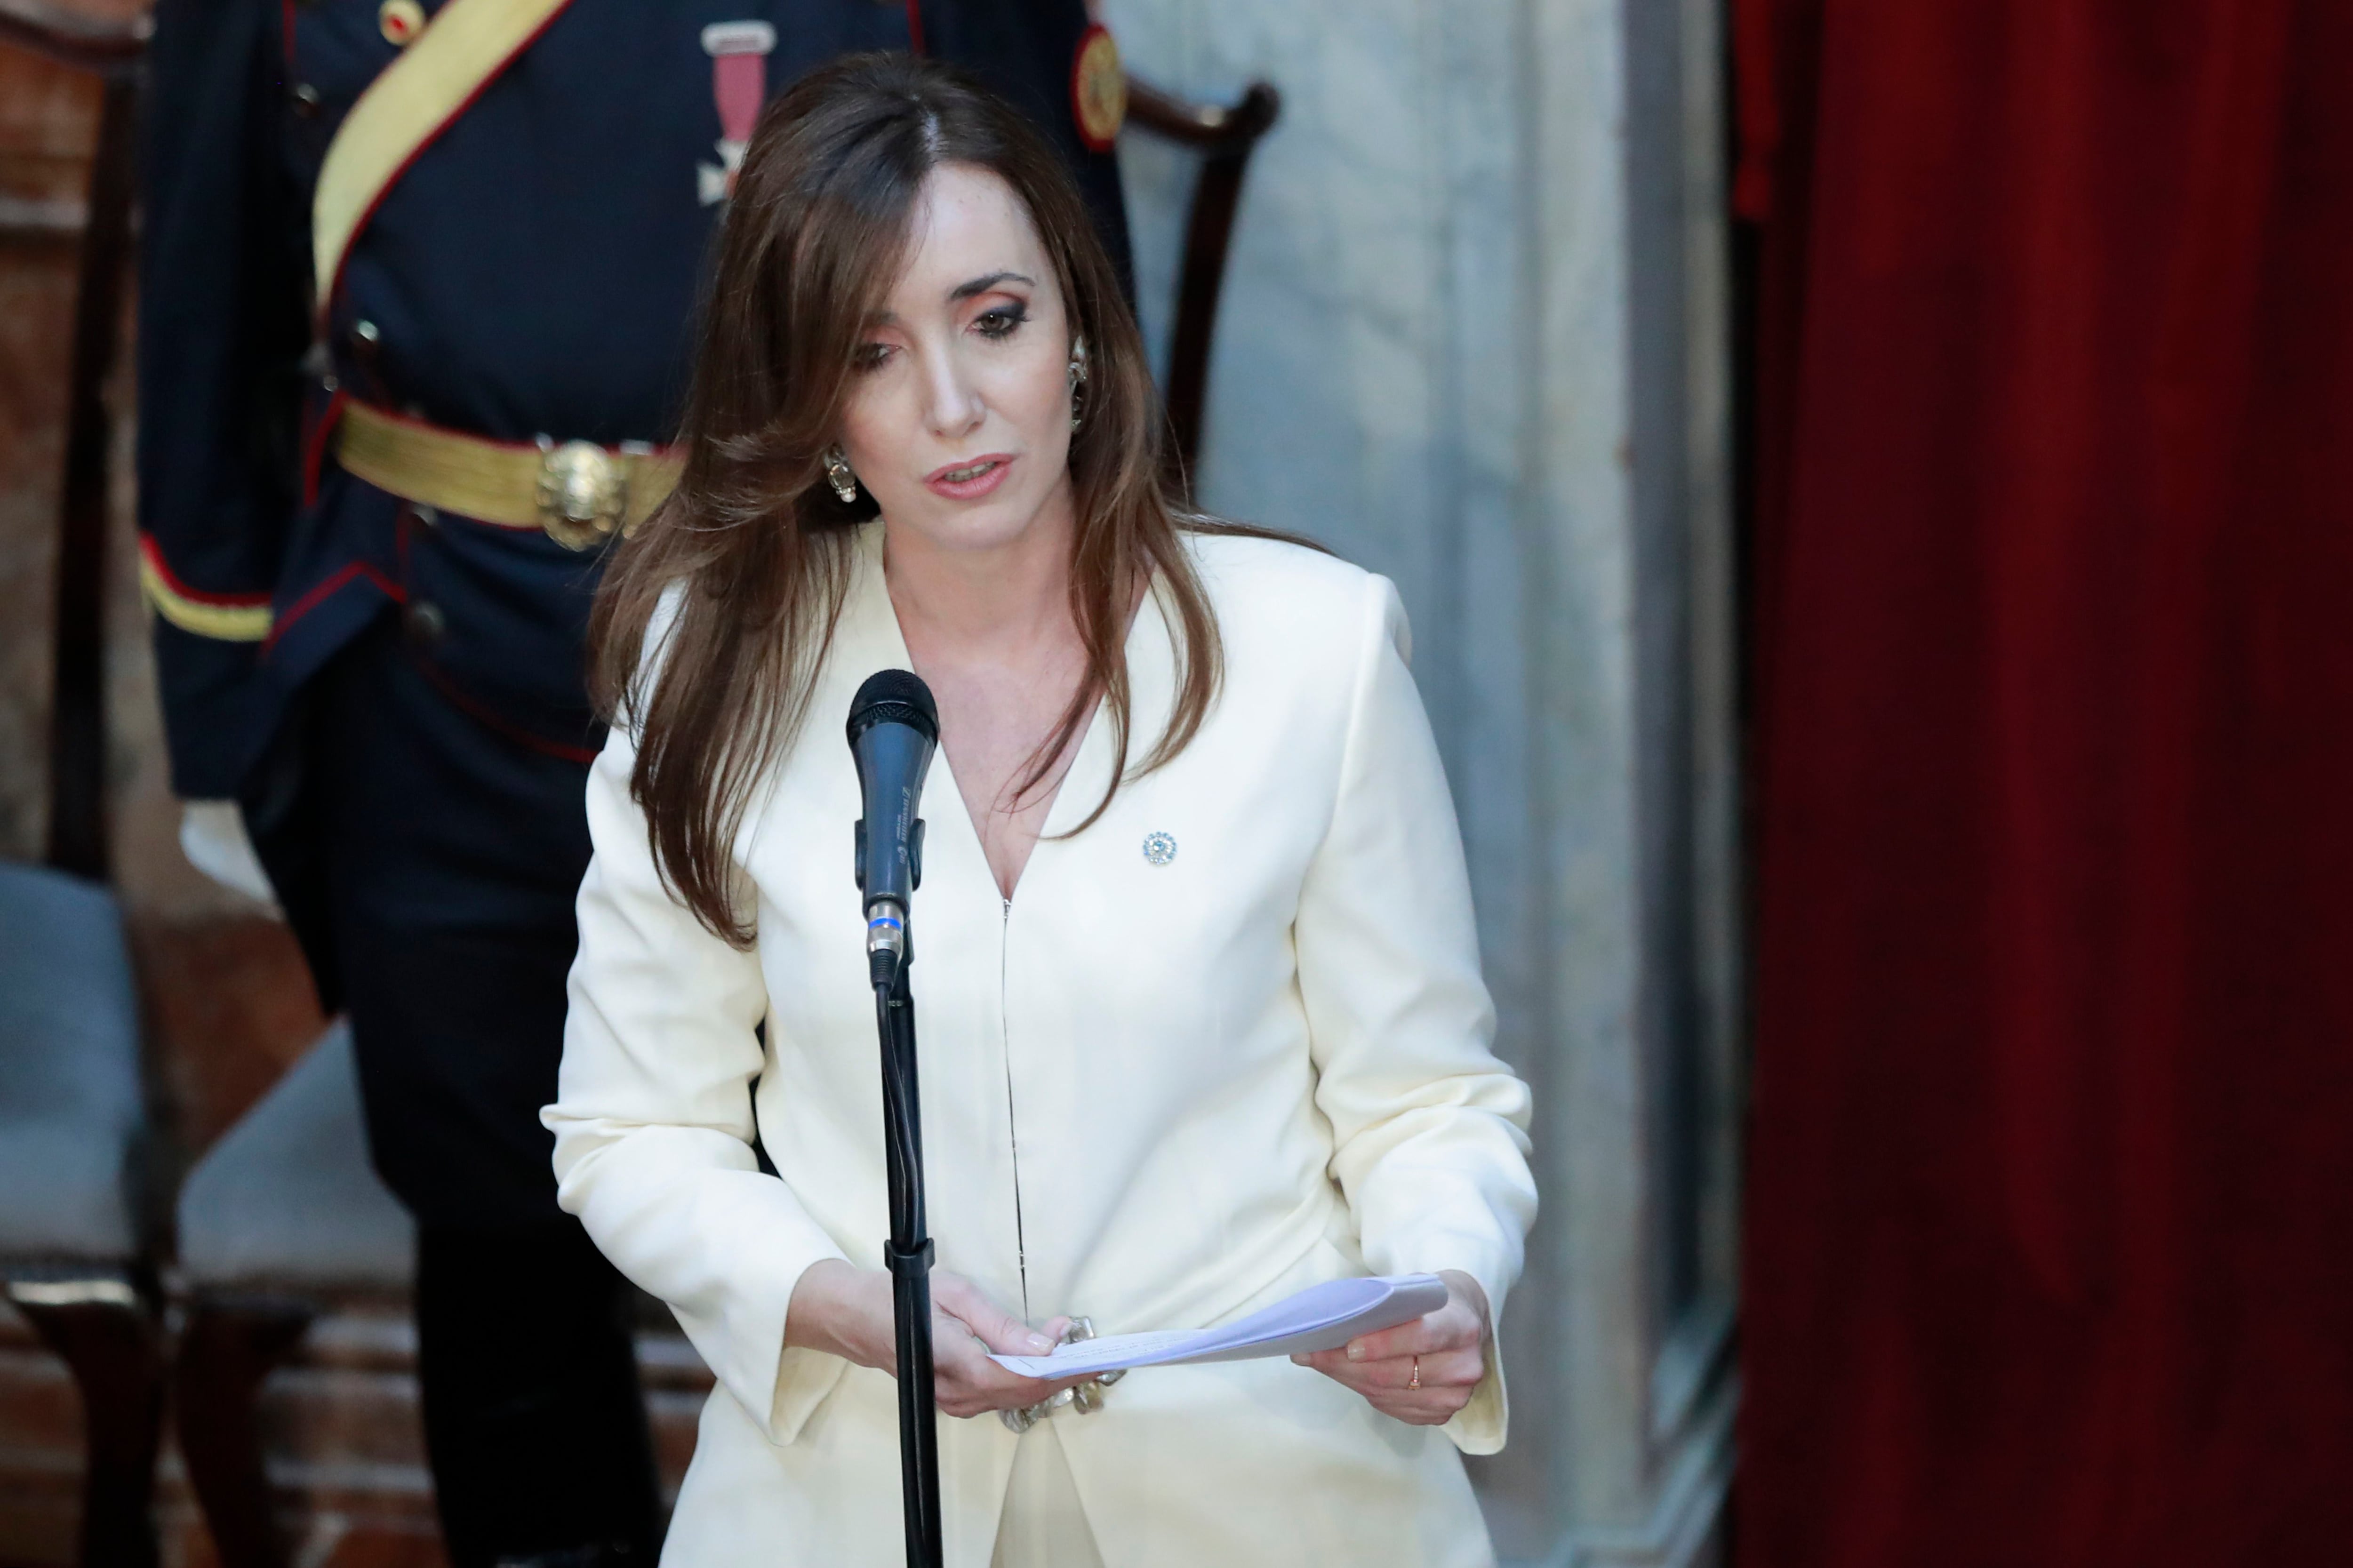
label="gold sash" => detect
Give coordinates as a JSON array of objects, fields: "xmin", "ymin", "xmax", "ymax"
[{"xmin": 312, "ymin": 0, "xmax": 575, "ymax": 319}]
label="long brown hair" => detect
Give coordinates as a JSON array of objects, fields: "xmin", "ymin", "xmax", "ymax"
[{"xmin": 591, "ymin": 53, "xmax": 1260, "ymax": 946}]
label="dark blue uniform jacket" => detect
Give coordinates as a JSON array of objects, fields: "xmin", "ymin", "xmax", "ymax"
[{"xmin": 139, "ymin": 0, "xmax": 1130, "ymax": 795}]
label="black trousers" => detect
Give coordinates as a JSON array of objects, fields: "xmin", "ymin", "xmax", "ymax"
[
  {"xmin": 248, "ymin": 614, "xmax": 660, "ymax": 1565},
  {"xmin": 414, "ymin": 1224, "xmax": 660, "ymax": 1567}
]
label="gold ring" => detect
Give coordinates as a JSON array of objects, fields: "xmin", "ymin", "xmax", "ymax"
[{"xmin": 1409, "ymin": 1356, "xmax": 1420, "ymax": 1391}]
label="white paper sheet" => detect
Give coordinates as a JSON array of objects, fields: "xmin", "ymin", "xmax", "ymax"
[{"xmin": 988, "ymin": 1273, "xmax": 1450, "ymax": 1380}]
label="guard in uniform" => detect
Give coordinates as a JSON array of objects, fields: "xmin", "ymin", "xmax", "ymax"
[{"xmin": 136, "ymin": 3, "xmax": 1131, "ymax": 1562}]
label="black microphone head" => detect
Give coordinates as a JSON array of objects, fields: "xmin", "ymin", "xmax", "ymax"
[{"xmin": 848, "ymin": 669, "xmax": 938, "ymax": 747}]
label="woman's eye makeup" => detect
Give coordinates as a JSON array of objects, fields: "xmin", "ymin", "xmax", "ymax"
[
  {"xmin": 848, "ymin": 300, "xmax": 1026, "ymax": 367},
  {"xmin": 974, "ymin": 300, "xmax": 1029, "ymax": 339}
]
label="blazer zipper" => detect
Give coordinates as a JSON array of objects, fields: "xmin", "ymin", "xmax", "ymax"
[{"xmin": 1000, "ymin": 894, "xmax": 1032, "ymax": 1321}]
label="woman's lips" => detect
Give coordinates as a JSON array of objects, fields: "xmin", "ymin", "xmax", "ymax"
[{"xmin": 923, "ymin": 454, "xmax": 1015, "ymax": 500}]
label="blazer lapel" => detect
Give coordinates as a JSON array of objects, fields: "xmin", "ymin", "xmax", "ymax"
[{"xmin": 1041, "ymin": 577, "xmax": 1178, "ymax": 841}]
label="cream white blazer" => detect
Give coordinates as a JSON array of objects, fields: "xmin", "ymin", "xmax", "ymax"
[{"xmin": 547, "ymin": 526, "xmax": 1537, "ymax": 1567}]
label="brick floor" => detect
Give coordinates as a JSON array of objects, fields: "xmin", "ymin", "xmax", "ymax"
[{"xmin": 0, "ymin": 1298, "xmax": 712, "ymax": 1567}]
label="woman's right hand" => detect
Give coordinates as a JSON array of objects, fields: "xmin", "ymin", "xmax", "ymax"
[{"xmin": 785, "ymin": 1259, "xmax": 1088, "ymax": 1419}]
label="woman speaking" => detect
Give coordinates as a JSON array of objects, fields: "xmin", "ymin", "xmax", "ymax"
[{"xmin": 546, "ymin": 55, "xmax": 1537, "ymax": 1567}]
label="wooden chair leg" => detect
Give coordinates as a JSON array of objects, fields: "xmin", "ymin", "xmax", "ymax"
[
  {"xmin": 6, "ymin": 1281, "xmax": 165, "ymax": 1568},
  {"xmin": 174, "ymin": 1297, "xmax": 316, "ymax": 1568}
]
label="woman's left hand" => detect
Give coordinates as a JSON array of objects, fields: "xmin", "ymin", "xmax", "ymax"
[{"xmin": 1292, "ymin": 1269, "xmax": 1490, "ymax": 1425}]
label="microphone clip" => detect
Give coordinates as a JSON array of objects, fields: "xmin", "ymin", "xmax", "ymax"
[
  {"xmin": 851, "ymin": 817, "xmax": 927, "ymax": 897},
  {"xmin": 856, "ymin": 816, "xmax": 924, "ymax": 988}
]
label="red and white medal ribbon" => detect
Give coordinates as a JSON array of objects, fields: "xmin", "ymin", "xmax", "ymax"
[{"xmin": 699, "ymin": 20, "xmax": 774, "ymax": 205}]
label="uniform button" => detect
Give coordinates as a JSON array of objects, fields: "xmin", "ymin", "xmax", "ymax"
[
  {"xmin": 404, "ymin": 600, "xmax": 447, "ymax": 647},
  {"xmin": 289, "ymin": 83, "xmax": 321, "ymax": 117},
  {"xmin": 379, "ymin": 0, "xmax": 426, "ymax": 46}
]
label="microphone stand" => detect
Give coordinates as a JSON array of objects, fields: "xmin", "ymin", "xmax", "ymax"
[
  {"xmin": 872, "ymin": 940, "xmax": 944, "ymax": 1568},
  {"xmin": 848, "ymin": 668, "xmax": 944, "ymax": 1566}
]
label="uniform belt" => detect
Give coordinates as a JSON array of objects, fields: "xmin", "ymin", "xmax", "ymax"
[{"xmin": 335, "ymin": 399, "xmax": 681, "ymax": 550}]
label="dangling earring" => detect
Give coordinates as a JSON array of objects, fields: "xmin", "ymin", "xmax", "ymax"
[
  {"xmin": 822, "ymin": 446, "xmax": 859, "ymax": 504},
  {"xmin": 1067, "ymin": 337, "xmax": 1089, "ymax": 432}
]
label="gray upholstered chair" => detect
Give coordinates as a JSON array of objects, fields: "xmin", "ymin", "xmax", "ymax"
[
  {"xmin": 0, "ymin": 861, "xmax": 166, "ymax": 1568},
  {"xmin": 172, "ymin": 1018, "xmax": 412, "ymax": 1568}
]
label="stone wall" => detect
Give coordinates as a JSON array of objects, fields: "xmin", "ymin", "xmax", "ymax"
[{"xmin": 1102, "ymin": 3, "xmax": 1743, "ymax": 1560}]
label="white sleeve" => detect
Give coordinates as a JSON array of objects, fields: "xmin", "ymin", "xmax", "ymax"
[
  {"xmin": 1293, "ymin": 574, "xmax": 1538, "ymax": 1455},
  {"xmin": 546, "ymin": 718, "xmax": 851, "ymax": 1445}
]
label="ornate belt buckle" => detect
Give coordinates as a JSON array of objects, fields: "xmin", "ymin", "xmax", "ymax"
[
  {"xmin": 535, "ymin": 437, "xmax": 627, "ymax": 550},
  {"xmin": 1000, "ymin": 1315, "xmax": 1124, "ymax": 1432}
]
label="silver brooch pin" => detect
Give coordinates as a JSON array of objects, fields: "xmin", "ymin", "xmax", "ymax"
[{"xmin": 1141, "ymin": 831, "xmax": 1177, "ymax": 867}]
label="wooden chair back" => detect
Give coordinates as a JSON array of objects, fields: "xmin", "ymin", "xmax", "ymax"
[
  {"xmin": 0, "ymin": 0, "xmax": 147, "ymax": 879},
  {"xmin": 1123, "ymin": 74, "xmax": 1282, "ymax": 497}
]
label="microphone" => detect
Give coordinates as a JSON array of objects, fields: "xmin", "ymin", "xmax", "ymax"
[{"xmin": 848, "ymin": 670, "xmax": 937, "ymax": 988}]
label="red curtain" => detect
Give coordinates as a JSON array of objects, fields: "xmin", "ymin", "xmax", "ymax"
[{"xmin": 1735, "ymin": 1, "xmax": 2353, "ymax": 1562}]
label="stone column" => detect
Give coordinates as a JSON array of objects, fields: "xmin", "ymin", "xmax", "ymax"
[{"xmin": 1105, "ymin": 0, "xmax": 1740, "ymax": 1561}]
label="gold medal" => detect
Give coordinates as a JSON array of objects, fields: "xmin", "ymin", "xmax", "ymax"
[
  {"xmin": 379, "ymin": 0, "xmax": 427, "ymax": 47},
  {"xmin": 1070, "ymin": 25, "xmax": 1126, "ymax": 152}
]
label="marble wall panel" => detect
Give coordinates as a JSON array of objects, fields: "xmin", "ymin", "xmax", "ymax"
[{"xmin": 1104, "ymin": 3, "xmax": 1740, "ymax": 1561}]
